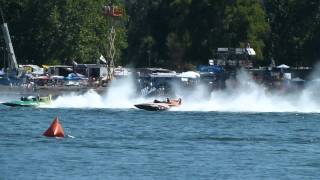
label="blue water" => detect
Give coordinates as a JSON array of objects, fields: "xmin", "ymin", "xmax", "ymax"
[{"xmin": 1, "ymin": 107, "xmax": 320, "ymax": 179}]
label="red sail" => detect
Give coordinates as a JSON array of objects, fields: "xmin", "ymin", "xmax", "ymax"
[{"xmin": 43, "ymin": 117, "xmax": 65, "ymax": 137}]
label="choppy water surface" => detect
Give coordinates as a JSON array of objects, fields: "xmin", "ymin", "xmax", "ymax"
[{"xmin": 1, "ymin": 107, "xmax": 320, "ymax": 179}]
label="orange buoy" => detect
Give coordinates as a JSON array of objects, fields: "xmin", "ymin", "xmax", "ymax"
[{"xmin": 43, "ymin": 117, "xmax": 65, "ymax": 137}]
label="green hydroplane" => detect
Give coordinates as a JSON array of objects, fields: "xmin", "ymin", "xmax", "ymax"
[{"xmin": 2, "ymin": 95, "xmax": 52, "ymax": 107}]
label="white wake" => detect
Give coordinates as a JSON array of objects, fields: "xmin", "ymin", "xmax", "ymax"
[{"xmin": 46, "ymin": 70, "xmax": 320, "ymax": 113}]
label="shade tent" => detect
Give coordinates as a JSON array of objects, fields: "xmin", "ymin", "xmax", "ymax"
[
  {"xmin": 51, "ymin": 75, "xmax": 65, "ymax": 79},
  {"xmin": 34, "ymin": 76, "xmax": 49, "ymax": 80},
  {"xmin": 64, "ymin": 73, "xmax": 88, "ymax": 80},
  {"xmin": 0, "ymin": 69, "xmax": 5, "ymax": 75},
  {"xmin": 291, "ymin": 77, "xmax": 305, "ymax": 82},
  {"xmin": 177, "ymin": 71, "xmax": 200, "ymax": 79},
  {"xmin": 277, "ymin": 64, "xmax": 290, "ymax": 69}
]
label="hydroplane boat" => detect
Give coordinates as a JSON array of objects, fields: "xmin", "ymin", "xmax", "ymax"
[
  {"xmin": 2, "ymin": 95, "xmax": 52, "ymax": 107},
  {"xmin": 134, "ymin": 98, "xmax": 181, "ymax": 111}
]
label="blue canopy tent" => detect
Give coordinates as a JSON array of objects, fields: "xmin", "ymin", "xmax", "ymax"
[
  {"xmin": 198, "ymin": 65, "xmax": 225, "ymax": 73},
  {"xmin": 64, "ymin": 73, "xmax": 87, "ymax": 81}
]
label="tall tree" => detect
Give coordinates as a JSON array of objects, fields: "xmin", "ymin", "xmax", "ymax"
[
  {"xmin": 223, "ymin": 0, "xmax": 270, "ymax": 61},
  {"xmin": 266, "ymin": 0, "xmax": 320, "ymax": 65},
  {"xmin": 0, "ymin": 0, "xmax": 127, "ymax": 66}
]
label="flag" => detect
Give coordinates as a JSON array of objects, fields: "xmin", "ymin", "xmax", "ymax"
[
  {"xmin": 72, "ymin": 60, "xmax": 78, "ymax": 66},
  {"xmin": 100, "ymin": 55, "xmax": 107, "ymax": 64}
]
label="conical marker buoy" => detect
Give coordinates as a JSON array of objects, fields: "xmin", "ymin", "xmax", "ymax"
[{"xmin": 43, "ymin": 117, "xmax": 65, "ymax": 138}]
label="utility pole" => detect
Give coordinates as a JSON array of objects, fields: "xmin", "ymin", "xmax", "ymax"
[
  {"xmin": 102, "ymin": 3, "xmax": 123, "ymax": 82},
  {"xmin": 0, "ymin": 8, "xmax": 18, "ymax": 72}
]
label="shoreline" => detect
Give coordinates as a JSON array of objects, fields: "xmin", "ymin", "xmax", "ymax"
[{"xmin": 0, "ymin": 85, "xmax": 107, "ymax": 96}]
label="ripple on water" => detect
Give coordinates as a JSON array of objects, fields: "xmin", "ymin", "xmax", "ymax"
[{"xmin": 1, "ymin": 109, "xmax": 320, "ymax": 179}]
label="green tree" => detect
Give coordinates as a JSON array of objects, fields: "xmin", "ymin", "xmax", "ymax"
[
  {"xmin": 0, "ymin": 0, "xmax": 127, "ymax": 66},
  {"xmin": 223, "ymin": 0, "xmax": 270, "ymax": 61},
  {"xmin": 265, "ymin": 0, "xmax": 320, "ymax": 65}
]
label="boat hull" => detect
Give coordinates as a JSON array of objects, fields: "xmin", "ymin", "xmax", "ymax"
[
  {"xmin": 1, "ymin": 97, "xmax": 52, "ymax": 107},
  {"xmin": 2, "ymin": 101, "xmax": 38, "ymax": 107},
  {"xmin": 134, "ymin": 103, "xmax": 170, "ymax": 111}
]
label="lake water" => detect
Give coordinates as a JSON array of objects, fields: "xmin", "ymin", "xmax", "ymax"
[
  {"xmin": 1, "ymin": 107, "xmax": 320, "ymax": 179},
  {"xmin": 2, "ymin": 75, "xmax": 320, "ymax": 179}
]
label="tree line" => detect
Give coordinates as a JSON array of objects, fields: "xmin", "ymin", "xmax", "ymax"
[{"xmin": 0, "ymin": 0, "xmax": 319, "ymax": 70}]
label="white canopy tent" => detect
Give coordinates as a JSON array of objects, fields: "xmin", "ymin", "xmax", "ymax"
[
  {"xmin": 177, "ymin": 71, "xmax": 200, "ymax": 79},
  {"xmin": 277, "ymin": 64, "xmax": 290, "ymax": 69}
]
